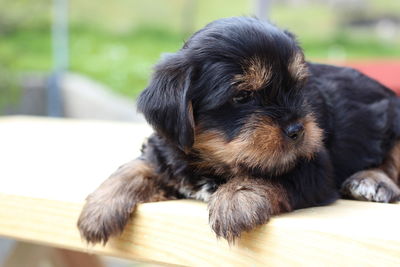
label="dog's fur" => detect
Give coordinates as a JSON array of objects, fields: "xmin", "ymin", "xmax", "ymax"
[{"xmin": 77, "ymin": 17, "xmax": 400, "ymax": 244}]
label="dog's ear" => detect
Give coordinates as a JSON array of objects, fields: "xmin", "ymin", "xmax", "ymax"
[{"xmin": 137, "ymin": 52, "xmax": 195, "ymax": 152}]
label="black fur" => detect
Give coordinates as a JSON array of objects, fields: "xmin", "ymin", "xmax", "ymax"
[
  {"xmin": 78, "ymin": 17, "xmax": 400, "ymax": 244},
  {"xmin": 305, "ymin": 63, "xmax": 400, "ymax": 186},
  {"xmin": 138, "ymin": 17, "xmax": 400, "ymax": 202}
]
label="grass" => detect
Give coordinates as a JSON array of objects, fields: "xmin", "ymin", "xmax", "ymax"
[
  {"xmin": 0, "ymin": 0, "xmax": 399, "ymax": 109},
  {"xmin": 2, "ymin": 23, "xmax": 399, "ymax": 99},
  {"xmin": 69, "ymin": 25, "xmax": 184, "ymax": 98},
  {"xmin": 0, "ymin": 65, "xmax": 20, "ymax": 114}
]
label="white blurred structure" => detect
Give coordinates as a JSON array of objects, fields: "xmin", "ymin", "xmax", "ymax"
[{"xmin": 61, "ymin": 73, "xmax": 145, "ymax": 122}]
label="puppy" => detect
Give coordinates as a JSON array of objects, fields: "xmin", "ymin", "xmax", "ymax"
[{"xmin": 78, "ymin": 17, "xmax": 400, "ymax": 244}]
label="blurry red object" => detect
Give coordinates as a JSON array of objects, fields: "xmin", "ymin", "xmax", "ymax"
[{"xmin": 345, "ymin": 61, "xmax": 400, "ymax": 95}]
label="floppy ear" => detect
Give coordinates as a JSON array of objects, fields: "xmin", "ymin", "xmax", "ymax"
[{"xmin": 137, "ymin": 52, "xmax": 195, "ymax": 152}]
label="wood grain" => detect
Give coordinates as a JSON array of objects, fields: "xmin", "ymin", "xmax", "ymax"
[
  {"xmin": 0, "ymin": 117, "xmax": 399, "ymax": 266},
  {"xmin": 0, "ymin": 116, "xmax": 152, "ymax": 202},
  {"xmin": 0, "ymin": 193, "xmax": 399, "ymax": 266}
]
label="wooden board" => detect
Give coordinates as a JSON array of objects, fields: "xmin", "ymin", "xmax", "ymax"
[
  {"xmin": 0, "ymin": 116, "xmax": 399, "ymax": 266},
  {"xmin": 0, "ymin": 194, "xmax": 399, "ymax": 266},
  {"xmin": 0, "ymin": 116, "xmax": 152, "ymax": 202}
]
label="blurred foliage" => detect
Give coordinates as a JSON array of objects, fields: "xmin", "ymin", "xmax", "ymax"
[
  {"xmin": 0, "ymin": 0, "xmax": 399, "ymax": 107},
  {"xmin": 0, "ymin": 0, "xmax": 50, "ymax": 33},
  {"xmin": 0, "ymin": 64, "xmax": 21, "ymax": 113}
]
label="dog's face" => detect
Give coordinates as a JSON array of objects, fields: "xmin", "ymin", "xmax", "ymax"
[{"xmin": 138, "ymin": 17, "xmax": 323, "ymax": 176}]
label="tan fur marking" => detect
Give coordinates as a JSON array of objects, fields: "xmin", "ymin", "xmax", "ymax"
[
  {"xmin": 77, "ymin": 159, "xmax": 172, "ymax": 244},
  {"xmin": 187, "ymin": 101, "xmax": 195, "ymax": 130},
  {"xmin": 234, "ymin": 57, "xmax": 272, "ymax": 91},
  {"xmin": 193, "ymin": 114, "xmax": 323, "ymax": 175},
  {"xmin": 380, "ymin": 140, "xmax": 400, "ymax": 183},
  {"xmin": 190, "ymin": 158, "xmax": 229, "ymax": 176},
  {"xmin": 288, "ymin": 52, "xmax": 309, "ymax": 82},
  {"xmin": 194, "ymin": 120, "xmax": 287, "ymax": 175},
  {"xmin": 300, "ymin": 114, "xmax": 324, "ymax": 159}
]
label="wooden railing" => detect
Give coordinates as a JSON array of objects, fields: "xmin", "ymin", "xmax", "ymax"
[{"xmin": 0, "ymin": 116, "xmax": 399, "ymax": 266}]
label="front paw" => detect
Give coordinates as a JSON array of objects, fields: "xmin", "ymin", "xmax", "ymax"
[
  {"xmin": 208, "ymin": 184, "xmax": 272, "ymax": 243},
  {"xmin": 77, "ymin": 194, "xmax": 135, "ymax": 245},
  {"xmin": 77, "ymin": 159, "xmax": 161, "ymax": 244},
  {"xmin": 341, "ymin": 170, "xmax": 400, "ymax": 203}
]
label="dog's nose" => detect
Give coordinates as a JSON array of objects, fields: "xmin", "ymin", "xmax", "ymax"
[{"xmin": 284, "ymin": 123, "xmax": 304, "ymax": 140}]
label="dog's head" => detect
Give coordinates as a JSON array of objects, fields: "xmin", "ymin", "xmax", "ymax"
[{"xmin": 138, "ymin": 17, "xmax": 323, "ymax": 176}]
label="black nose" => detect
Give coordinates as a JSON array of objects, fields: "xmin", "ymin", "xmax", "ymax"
[{"xmin": 284, "ymin": 123, "xmax": 304, "ymax": 140}]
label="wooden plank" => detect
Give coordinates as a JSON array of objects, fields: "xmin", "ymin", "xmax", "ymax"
[
  {"xmin": 0, "ymin": 116, "xmax": 399, "ymax": 266},
  {"xmin": 0, "ymin": 193, "xmax": 399, "ymax": 266},
  {"xmin": 0, "ymin": 116, "xmax": 152, "ymax": 202}
]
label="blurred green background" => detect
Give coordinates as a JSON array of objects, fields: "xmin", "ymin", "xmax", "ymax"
[{"xmin": 1, "ymin": 0, "xmax": 400, "ymax": 114}]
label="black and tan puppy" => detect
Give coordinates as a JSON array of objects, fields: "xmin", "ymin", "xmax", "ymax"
[{"xmin": 78, "ymin": 17, "xmax": 400, "ymax": 244}]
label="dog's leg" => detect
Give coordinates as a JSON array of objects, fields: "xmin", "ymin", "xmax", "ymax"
[
  {"xmin": 77, "ymin": 158, "xmax": 172, "ymax": 244},
  {"xmin": 208, "ymin": 177, "xmax": 292, "ymax": 243},
  {"xmin": 341, "ymin": 141, "xmax": 400, "ymax": 202}
]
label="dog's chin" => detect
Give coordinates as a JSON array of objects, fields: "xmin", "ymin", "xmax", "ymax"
[
  {"xmin": 237, "ymin": 139, "xmax": 317, "ymax": 176},
  {"xmin": 242, "ymin": 155, "xmax": 297, "ymax": 177},
  {"xmin": 194, "ymin": 128, "xmax": 322, "ymax": 177},
  {"xmin": 193, "ymin": 113, "xmax": 323, "ymax": 177}
]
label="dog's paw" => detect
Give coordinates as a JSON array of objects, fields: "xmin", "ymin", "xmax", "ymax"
[
  {"xmin": 341, "ymin": 170, "xmax": 400, "ymax": 203},
  {"xmin": 77, "ymin": 194, "xmax": 135, "ymax": 245},
  {"xmin": 77, "ymin": 159, "xmax": 163, "ymax": 244},
  {"xmin": 208, "ymin": 184, "xmax": 271, "ymax": 243}
]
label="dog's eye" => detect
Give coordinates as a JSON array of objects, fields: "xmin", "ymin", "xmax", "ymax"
[{"xmin": 232, "ymin": 90, "xmax": 254, "ymax": 104}]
